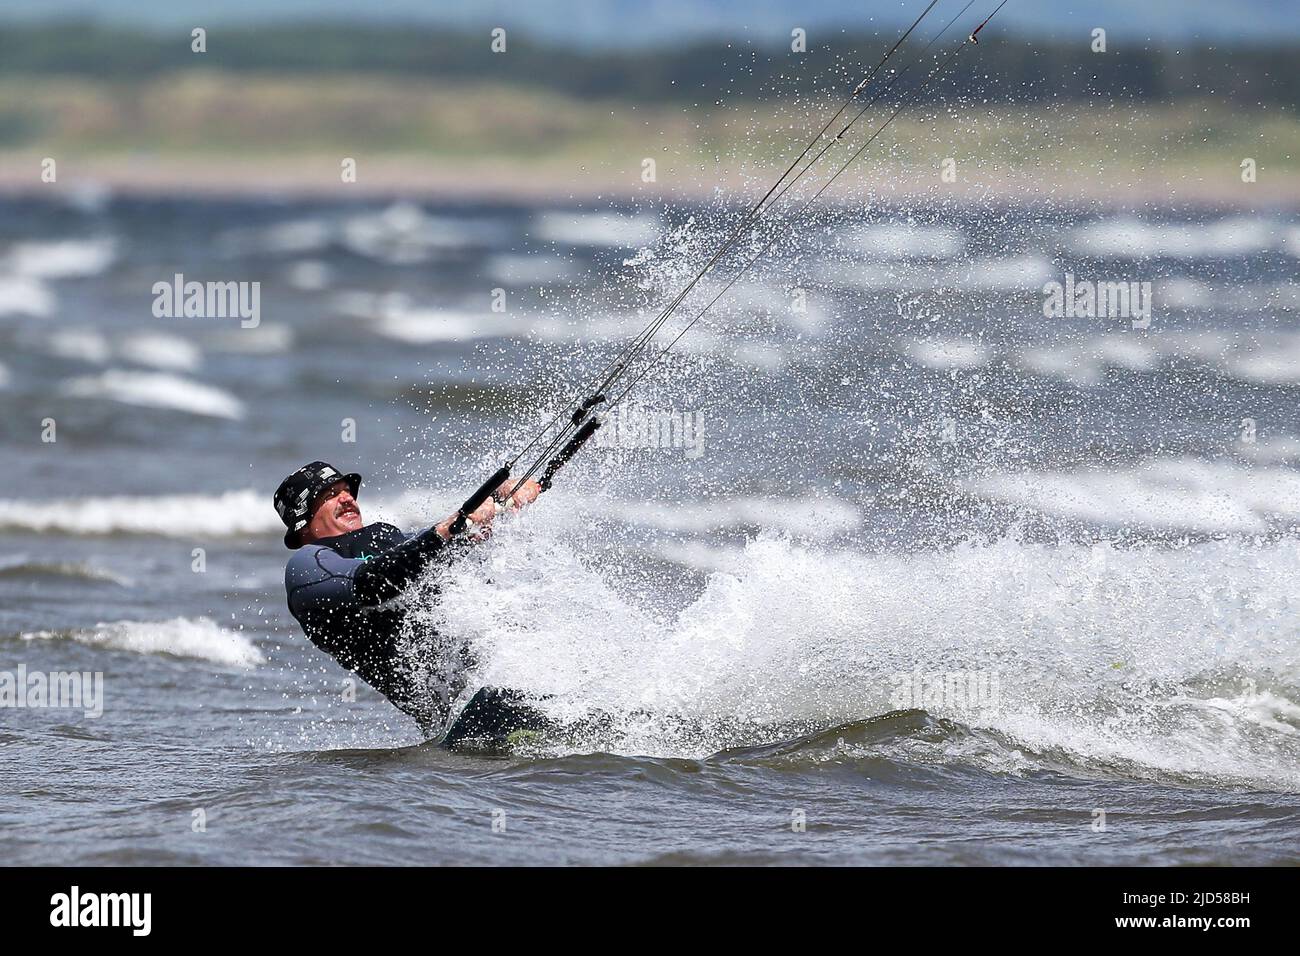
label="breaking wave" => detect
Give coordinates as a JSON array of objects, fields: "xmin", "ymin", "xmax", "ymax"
[
  {"xmin": 420, "ymin": 521, "xmax": 1300, "ymax": 791},
  {"xmin": 19, "ymin": 616, "xmax": 265, "ymax": 667}
]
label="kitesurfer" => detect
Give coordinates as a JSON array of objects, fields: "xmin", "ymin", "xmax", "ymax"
[{"xmin": 273, "ymin": 461, "xmax": 540, "ymax": 736}]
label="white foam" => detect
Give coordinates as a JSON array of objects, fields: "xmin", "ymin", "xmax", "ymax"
[
  {"xmin": 1066, "ymin": 216, "xmax": 1277, "ymax": 258},
  {"xmin": 339, "ymin": 203, "xmax": 508, "ymax": 263},
  {"xmin": 652, "ymin": 539, "xmax": 746, "ymax": 573},
  {"xmin": 484, "ymin": 254, "xmax": 578, "ymax": 285},
  {"xmin": 1197, "ymin": 690, "xmax": 1300, "ymax": 736},
  {"xmin": 956, "ymin": 254, "xmax": 1056, "ymax": 291},
  {"xmin": 371, "ymin": 308, "xmax": 522, "ymax": 344},
  {"xmin": 1009, "ymin": 330, "xmax": 1276, "ymax": 387},
  {"xmin": 61, "ymin": 370, "xmax": 243, "ymax": 419},
  {"xmin": 285, "ymin": 260, "xmax": 331, "ymax": 291},
  {"xmin": 47, "ymin": 328, "xmax": 112, "ymax": 364},
  {"xmin": 41, "ymin": 328, "xmax": 201, "ymax": 371},
  {"xmin": 207, "ymin": 324, "xmax": 294, "ymax": 354},
  {"xmin": 119, "ymin": 333, "xmax": 202, "ymax": 372},
  {"xmin": 426, "ymin": 527, "xmax": 1300, "ymax": 788},
  {"xmin": 596, "ymin": 495, "xmax": 861, "ymax": 541},
  {"xmin": 1016, "ymin": 343, "xmax": 1102, "ymax": 386},
  {"xmin": 0, "ymin": 488, "xmax": 432, "ymax": 539},
  {"xmin": 839, "ymin": 222, "xmax": 965, "ymax": 260},
  {"xmin": 1155, "ymin": 277, "xmax": 1214, "ymax": 310},
  {"xmin": 2, "ymin": 237, "xmax": 116, "ymax": 278},
  {"xmin": 1237, "ymin": 434, "xmax": 1300, "ymax": 465},
  {"xmin": 816, "ymin": 254, "xmax": 1054, "ymax": 293},
  {"xmin": 1285, "ymin": 226, "xmax": 1300, "ymax": 259},
  {"xmin": 0, "ymin": 276, "xmax": 56, "ymax": 317},
  {"xmin": 1224, "ymin": 332, "xmax": 1300, "ymax": 385},
  {"xmin": 218, "ymin": 218, "xmax": 332, "ymax": 257},
  {"xmin": 1092, "ymin": 335, "xmax": 1157, "ymax": 371},
  {"xmin": 23, "ymin": 616, "xmax": 264, "ymax": 667},
  {"xmin": 341, "ymin": 203, "xmax": 436, "ymax": 264},
  {"xmin": 535, "ymin": 210, "xmax": 662, "ymax": 248},
  {"xmin": 669, "ymin": 327, "xmax": 790, "ymax": 369},
  {"xmin": 905, "ymin": 337, "xmax": 992, "ymax": 370},
  {"xmin": 0, "ymin": 554, "xmax": 132, "ymax": 586},
  {"xmin": 961, "ymin": 458, "xmax": 1300, "ymax": 534},
  {"xmin": 0, "ymin": 489, "xmax": 277, "ymax": 538}
]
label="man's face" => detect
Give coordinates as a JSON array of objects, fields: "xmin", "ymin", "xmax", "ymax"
[{"xmin": 304, "ymin": 480, "xmax": 363, "ymax": 541}]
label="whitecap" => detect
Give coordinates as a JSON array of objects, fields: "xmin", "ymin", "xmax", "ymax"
[
  {"xmin": 119, "ymin": 332, "xmax": 202, "ymax": 372},
  {"xmin": 839, "ymin": 222, "xmax": 965, "ymax": 260},
  {"xmin": 905, "ymin": 337, "xmax": 992, "ymax": 370},
  {"xmin": 0, "ymin": 275, "xmax": 56, "ymax": 317},
  {"xmin": 2, "ymin": 237, "xmax": 116, "ymax": 279},
  {"xmin": 23, "ymin": 616, "xmax": 264, "ymax": 667},
  {"xmin": 60, "ymin": 370, "xmax": 244, "ymax": 419},
  {"xmin": 960, "ymin": 458, "xmax": 1300, "ymax": 534},
  {"xmin": 535, "ymin": 210, "xmax": 662, "ymax": 248}
]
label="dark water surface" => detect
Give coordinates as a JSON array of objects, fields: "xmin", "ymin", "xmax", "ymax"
[{"xmin": 2, "ymin": 194, "xmax": 1299, "ymax": 864}]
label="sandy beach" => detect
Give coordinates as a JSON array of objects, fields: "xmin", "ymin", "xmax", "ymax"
[{"xmin": 1, "ymin": 150, "xmax": 1294, "ymax": 206}]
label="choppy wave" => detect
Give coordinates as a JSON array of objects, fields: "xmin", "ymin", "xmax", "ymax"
[
  {"xmin": 900, "ymin": 330, "xmax": 1300, "ymax": 387},
  {"xmin": 905, "ymin": 337, "xmax": 992, "ymax": 370},
  {"xmin": 423, "ymin": 527, "xmax": 1300, "ymax": 790},
  {"xmin": 216, "ymin": 205, "xmax": 513, "ymax": 264},
  {"xmin": 597, "ymin": 495, "xmax": 861, "ymax": 541},
  {"xmin": 961, "ymin": 458, "xmax": 1300, "ymax": 534},
  {"xmin": 20, "ymin": 616, "xmax": 264, "ymax": 666},
  {"xmin": 535, "ymin": 210, "xmax": 662, "ymax": 248},
  {"xmin": 0, "ymin": 555, "xmax": 132, "ymax": 586},
  {"xmin": 333, "ymin": 292, "xmax": 526, "ymax": 344},
  {"xmin": 370, "ymin": 307, "xmax": 523, "ymax": 344},
  {"xmin": 343, "ymin": 203, "xmax": 509, "ymax": 264},
  {"xmin": 0, "ymin": 490, "xmax": 275, "ymax": 538},
  {"xmin": 1065, "ymin": 216, "xmax": 1280, "ymax": 259},
  {"xmin": 484, "ymin": 253, "xmax": 579, "ymax": 285},
  {"xmin": 2, "ymin": 237, "xmax": 117, "ymax": 279},
  {"xmin": 60, "ymin": 369, "xmax": 243, "ymax": 419},
  {"xmin": 119, "ymin": 333, "xmax": 202, "ymax": 372},
  {"xmin": 46, "ymin": 328, "xmax": 111, "ymax": 363},
  {"xmin": 206, "ymin": 324, "xmax": 295, "ymax": 354},
  {"xmin": 0, "ymin": 487, "xmax": 450, "ymax": 539},
  {"xmin": 0, "ymin": 275, "xmax": 56, "ymax": 317},
  {"xmin": 839, "ymin": 222, "xmax": 965, "ymax": 260},
  {"xmin": 818, "ymin": 253, "xmax": 1054, "ymax": 292},
  {"xmin": 41, "ymin": 328, "xmax": 202, "ymax": 371}
]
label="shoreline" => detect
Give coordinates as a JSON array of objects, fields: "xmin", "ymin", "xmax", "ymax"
[{"xmin": 2, "ymin": 153, "xmax": 1296, "ymax": 209}]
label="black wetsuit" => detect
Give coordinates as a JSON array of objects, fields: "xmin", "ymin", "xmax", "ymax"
[{"xmin": 283, "ymin": 522, "xmax": 468, "ymax": 734}]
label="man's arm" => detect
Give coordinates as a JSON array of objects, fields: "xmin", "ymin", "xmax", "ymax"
[
  {"xmin": 285, "ymin": 479, "xmax": 543, "ymax": 620},
  {"xmin": 285, "ymin": 529, "xmax": 459, "ymax": 619},
  {"xmin": 352, "ymin": 527, "xmax": 457, "ymax": 604}
]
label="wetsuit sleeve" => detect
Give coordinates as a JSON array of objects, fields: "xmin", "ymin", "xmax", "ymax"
[
  {"xmin": 351, "ymin": 527, "xmax": 454, "ymax": 605},
  {"xmin": 285, "ymin": 527, "xmax": 455, "ymax": 617}
]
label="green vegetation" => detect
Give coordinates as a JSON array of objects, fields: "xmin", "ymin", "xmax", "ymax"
[
  {"xmin": 0, "ymin": 20, "xmax": 1297, "ymax": 105},
  {"xmin": 0, "ymin": 22, "xmax": 1292, "ymax": 196},
  {"xmin": 0, "ymin": 74, "xmax": 1294, "ymax": 175}
]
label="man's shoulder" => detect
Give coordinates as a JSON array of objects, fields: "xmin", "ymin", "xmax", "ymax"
[{"xmin": 284, "ymin": 541, "xmax": 337, "ymax": 584}]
